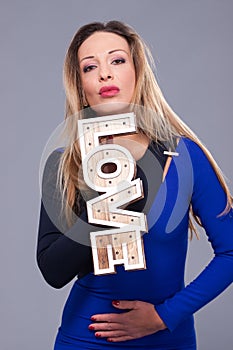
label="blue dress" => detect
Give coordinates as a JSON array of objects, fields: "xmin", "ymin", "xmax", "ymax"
[{"xmin": 37, "ymin": 138, "xmax": 233, "ymax": 349}]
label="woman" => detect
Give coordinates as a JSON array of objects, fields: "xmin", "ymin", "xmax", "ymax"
[{"xmin": 37, "ymin": 21, "xmax": 233, "ymax": 349}]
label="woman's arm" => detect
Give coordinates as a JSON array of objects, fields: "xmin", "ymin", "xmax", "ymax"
[
  {"xmin": 37, "ymin": 201, "xmax": 93, "ymax": 288},
  {"xmin": 36, "ymin": 150, "xmax": 93, "ymax": 288},
  {"xmin": 155, "ymin": 139, "xmax": 233, "ymax": 331}
]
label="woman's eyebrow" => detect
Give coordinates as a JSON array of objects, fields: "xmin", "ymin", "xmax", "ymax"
[
  {"xmin": 80, "ymin": 49, "xmax": 129, "ymax": 63},
  {"xmin": 80, "ymin": 55, "xmax": 95, "ymax": 63},
  {"xmin": 108, "ymin": 49, "xmax": 128, "ymax": 55}
]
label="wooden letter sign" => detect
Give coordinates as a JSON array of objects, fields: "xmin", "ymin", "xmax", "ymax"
[{"xmin": 78, "ymin": 113, "xmax": 148, "ymax": 275}]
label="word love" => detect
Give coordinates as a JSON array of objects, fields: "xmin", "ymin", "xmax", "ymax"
[{"xmin": 78, "ymin": 113, "xmax": 148, "ymax": 275}]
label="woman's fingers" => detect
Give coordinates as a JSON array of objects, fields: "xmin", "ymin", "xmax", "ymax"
[
  {"xmin": 89, "ymin": 322, "xmax": 122, "ymax": 332},
  {"xmin": 90, "ymin": 312, "xmax": 124, "ymax": 323},
  {"xmin": 89, "ymin": 300, "xmax": 167, "ymax": 342}
]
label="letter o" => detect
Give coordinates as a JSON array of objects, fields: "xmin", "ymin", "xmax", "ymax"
[{"xmin": 82, "ymin": 144, "xmax": 135, "ymax": 192}]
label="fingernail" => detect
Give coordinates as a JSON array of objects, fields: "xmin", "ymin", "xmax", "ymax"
[
  {"xmin": 112, "ymin": 300, "xmax": 120, "ymax": 306},
  {"xmin": 95, "ymin": 333, "xmax": 101, "ymax": 338},
  {"xmin": 107, "ymin": 338, "xmax": 113, "ymax": 342},
  {"xmin": 88, "ymin": 325, "xmax": 95, "ymax": 330},
  {"xmin": 91, "ymin": 316, "xmax": 96, "ymax": 321}
]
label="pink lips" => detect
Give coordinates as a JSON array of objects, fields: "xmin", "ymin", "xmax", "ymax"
[{"xmin": 99, "ymin": 85, "xmax": 120, "ymax": 97}]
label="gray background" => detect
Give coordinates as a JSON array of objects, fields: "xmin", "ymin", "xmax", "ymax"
[{"xmin": 1, "ymin": 0, "xmax": 232, "ymax": 349}]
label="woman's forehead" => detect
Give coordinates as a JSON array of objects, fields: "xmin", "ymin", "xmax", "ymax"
[{"xmin": 78, "ymin": 32, "xmax": 130, "ymax": 61}]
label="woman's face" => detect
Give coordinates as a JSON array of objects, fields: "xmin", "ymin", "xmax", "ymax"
[{"xmin": 78, "ymin": 32, "xmax": 136, "ymax": 115}]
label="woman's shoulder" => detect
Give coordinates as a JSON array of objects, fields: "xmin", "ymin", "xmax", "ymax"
[
  {"xmin": 178, "ymin": 136, "xmax": 207, "ymax": 160},
  {"xmin": 175, "ymin": 137, "xmax": 215, "ymax": 178},
  {"xmin": 41, "ymin": 147, "xmax": 66, "ymax": 182},
  {"xmin": 179, "ymin": 136, "xmax": 199, "ymax": 149},
  {"xmin": 55, "ymin": 147, "xmax": 65, "ymax": 153},
  {"xmin": 45, "ymin": 147, "xmax": 65, "ymax": 164}
]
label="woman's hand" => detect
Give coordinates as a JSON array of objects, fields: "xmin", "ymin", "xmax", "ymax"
[{"xmin": 89, "ymin": 300, "xmax": 167, "ymax": 342}]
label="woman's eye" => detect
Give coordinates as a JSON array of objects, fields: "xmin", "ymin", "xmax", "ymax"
[
  {"xmin": 112, "ymin": 58, "xmax": 126, "ymax": 65},
  {"xmin": 83, "ymin": 65, "xmax": 96, "ymax": 73}
]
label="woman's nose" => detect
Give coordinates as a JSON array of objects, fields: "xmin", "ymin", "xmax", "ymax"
[
  {"xmin": 99, "ymin": 65, "xmax": 113, "ymax": 82},
  {"xmin": 100, "ymin": 74, "xmax": 112, "ymax": 81}
]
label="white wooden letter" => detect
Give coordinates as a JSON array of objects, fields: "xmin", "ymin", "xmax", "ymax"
[{"xmin": 78, "ymin": 113, "xmax": 148, "ymax": 275}]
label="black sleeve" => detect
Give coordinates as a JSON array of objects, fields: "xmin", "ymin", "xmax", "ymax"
[
  {"xmin": 37, "ymin": 201, "xmax": 93, "ymax": 289},
  {"xmin": 36, "ymin": 150, "xmax": 94, "ymax": 289}
]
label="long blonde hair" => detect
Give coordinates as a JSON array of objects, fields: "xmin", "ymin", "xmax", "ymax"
[{"xmin": 58, "ymin": 20, "xmax": 232, "ymax": 235}]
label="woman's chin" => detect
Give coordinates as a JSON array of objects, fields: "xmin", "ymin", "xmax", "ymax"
[{"xmin": 91, "ymin": 101, "xmax": 132, "ymax": 116}]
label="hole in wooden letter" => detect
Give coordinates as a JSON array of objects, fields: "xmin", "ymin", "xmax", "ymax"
[{"xmin": 101, "ymin": 162, "xmax": 117, "ymax": 174}]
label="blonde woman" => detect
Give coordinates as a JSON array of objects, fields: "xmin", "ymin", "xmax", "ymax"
[{"xmin": 37, "ymin": 21, "xmax": 233, "ymax": 350}]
